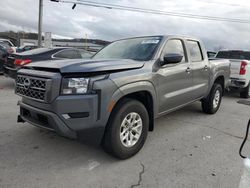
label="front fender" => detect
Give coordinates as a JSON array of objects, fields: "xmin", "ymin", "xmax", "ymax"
[{"xmin": 110, "ymin": 81, "xmax": 158, "ymax": 117}]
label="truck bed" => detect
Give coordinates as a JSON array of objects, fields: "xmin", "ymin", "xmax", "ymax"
[{"xmin": 215, "ymin": 50, "xmax": 250, "ymax": 89}]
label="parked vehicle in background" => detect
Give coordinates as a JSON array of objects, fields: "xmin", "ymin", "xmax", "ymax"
[
  {"xmin": 77, "ymin": 48, "xmax": 95, "ymax": 58},
  {"xmin": 15, "ymin": 35, "xmax": 230, "ymax": 159},
  {"xmin": 3, "ymin": 47, "xmax": 93, "ymax": 79},
  {"xmin": 16, "ymin": 45, "xmax": 38, "ymax": 53},
  {"xmin": 0, "ymin": 47, "xmax": 8, "ymax": 74},
  {"xmin": 0, "ymin": 38, "xmax": 17, "ymax": 53},
  {"xmin": 215, "ymin": 50, "xmax": 250, "ymax": 98},
  {"xmin": 207, "ymin": 51, "xmax": 217, "ymax": 58},
  {"xmin": 0, "ymin": 42, "xmax": 14, "ymax": 54}
]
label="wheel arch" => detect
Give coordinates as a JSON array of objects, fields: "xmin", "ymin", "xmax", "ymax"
[
  {"xmin": 108, "ymin": 81, "xmax": 157, "ymax": 132},
  {"xmin": 213, "ymin": 75, "xmax": 225, "ymax": 95}
]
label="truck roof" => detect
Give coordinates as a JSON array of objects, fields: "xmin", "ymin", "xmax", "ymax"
[{"xmin": 113, "ymin": 35, "xmax": 201, "ymax": 42}]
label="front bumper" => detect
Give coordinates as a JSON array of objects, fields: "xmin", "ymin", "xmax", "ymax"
[
  {"xmin": 19, "ymin": 101, "xmax": 77, "ymax": 139},
  {"xmin": 18, "ymin": 94, "xmax": 106, "ymax": 145}
]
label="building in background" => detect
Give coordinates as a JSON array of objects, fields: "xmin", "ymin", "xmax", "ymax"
[
  {"xmin": 20, "ymin": 38, "xmax": 107, "ymax": 52},
  {"xmin": 0, "ymin": 31, "xmax": 110, "ymax": 52}
]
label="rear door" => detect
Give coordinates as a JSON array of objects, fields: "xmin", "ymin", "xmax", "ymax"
[
  {"xmin": 187, "ymin": 40, "xmax": 209, "ymax": 99},
  {"xmin": 156, "ymin": 39, "xmax": 193, "ymax": 113}
]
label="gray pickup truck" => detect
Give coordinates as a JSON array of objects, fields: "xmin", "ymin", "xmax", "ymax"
[{"xmin": 16, "ymin": 35, "xmax": 230, "ymax": 159}]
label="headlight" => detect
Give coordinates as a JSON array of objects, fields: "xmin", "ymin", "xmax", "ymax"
[{"xmin": 61, "ymin": 77, "xmax": 89, "ymax": 95}]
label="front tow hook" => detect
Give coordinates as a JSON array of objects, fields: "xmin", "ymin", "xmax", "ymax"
[{"xmin": 17, "ymin": 115, "xmax": 25, "ymax": 123}]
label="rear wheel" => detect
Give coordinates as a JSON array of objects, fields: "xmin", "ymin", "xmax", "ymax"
[
  {"xmin": 240, "ymin": 83, "xmax": 250, "ymax": 99},
  {"xmin": 102, "ymin": 98, "xmax": 149, "ymax": 159},
  {"xmin": 202, "ymin": 83, "xmax": 223, "ymax": 114}
]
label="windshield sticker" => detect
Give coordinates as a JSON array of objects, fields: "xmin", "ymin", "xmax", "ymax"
[{"xmin": 141, "ymin": 40, "xmax": 160, "ymax": 44}]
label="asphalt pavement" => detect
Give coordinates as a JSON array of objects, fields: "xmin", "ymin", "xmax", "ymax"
[{"xmin": 0, "ymin": 76, "xmax": 250, "ymax": 188}]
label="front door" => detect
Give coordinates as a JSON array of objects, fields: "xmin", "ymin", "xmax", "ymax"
[{"xmin": 156, "ymin": 39, "xmax": 193, "ymax": 114}]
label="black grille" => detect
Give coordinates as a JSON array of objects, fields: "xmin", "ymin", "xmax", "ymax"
[{"xmin": 16, "ymin": 75, "xmax": 48, "ymax": 101}]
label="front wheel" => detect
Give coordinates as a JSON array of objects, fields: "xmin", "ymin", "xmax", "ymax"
[
  {"xmin": 240, "ymin": 83, "xmax": 250, "ymax": 99},
  {"xmin": 102, "ymin": 98, "xmax": 149, "ymax": 159},
  {"xmin": 202, "ymin": 83, "xmax": 223, "ymax": 114}
]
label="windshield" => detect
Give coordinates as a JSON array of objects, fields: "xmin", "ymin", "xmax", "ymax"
[
  {"xmin": 0, "ymin": 42, "xmax": 11, "ymax": 49},
  {"xmin": 93, "ymin": 36, "xmax": 162, "ymax": 61},
  {"xmin": 216, "ymin": 51, "xmax": 250, "ymax": 60},
  {"xmin": 0, "ymin": 40, "xmax": 13, "ymax": 47}
]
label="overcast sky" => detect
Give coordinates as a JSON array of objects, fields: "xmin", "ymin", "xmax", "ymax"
[{"xmin": 0, "ymin": 0, "xmax": 250, "ymax": 50}]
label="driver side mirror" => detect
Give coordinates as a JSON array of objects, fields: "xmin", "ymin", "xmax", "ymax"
[{"xmin": 162, "ymin": 53, "xmax": 183, "ymax": 65}]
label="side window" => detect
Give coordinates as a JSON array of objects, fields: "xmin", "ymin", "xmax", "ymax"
[
  {"xmin": 53, "ymin": 49, "xmax": 81, "ymax": 59},
  {"xmin": 78, "ymin": 49, "xmax": 93, "ymax": 58},
  {"xmin": 24, "ymin": 46, "xmax": 30, "ymax": 51},
  {"xmin": 162, "ymin": 39, "xmax": 186, "ymax": 62},
  {"xmin": 187, "ymin": 40, "xmax": 203, "ymax": 62}
]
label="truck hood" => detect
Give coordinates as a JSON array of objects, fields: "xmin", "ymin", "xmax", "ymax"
[{"xmin": 26, "ymin": 59, "xmax": 145, "ymax": 73}]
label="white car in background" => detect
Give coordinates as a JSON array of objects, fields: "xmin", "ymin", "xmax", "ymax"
[
  {"xmin": 0, "ymin": 38, "xmax": 17, "ymax": 53},
  {"xmin": 216, "ymin": 50, "xmax": 250, "ymax": 98}
]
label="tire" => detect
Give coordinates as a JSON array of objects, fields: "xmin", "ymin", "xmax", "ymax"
[
  {"xmin": 102, "ymin": 98, "xmax": 149, "ymax": 159},
  {"xmin": 240, "ymin": 83, "xmax": 250, "ymax": 99},
  {"xmin": 202, "ymin": 83, "xmax": 223, "ymax": 114}
]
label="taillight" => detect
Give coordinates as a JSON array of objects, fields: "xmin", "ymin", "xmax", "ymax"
[
  {"xmin": 239, "ymin": 61, "xmax": 248, "ymax": 75},
  {"xmin": 14, "ymin": 59, "xmax": 32, "ymax": 66}
]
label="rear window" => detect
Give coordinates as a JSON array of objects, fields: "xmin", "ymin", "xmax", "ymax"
[
  {"xmin": 187, "ymin": 40, "xmax": 203, "ymax": 62},
  {"xmin": 0, "ymin": 40, "xmax": 13, "ymax": 47},
  {"xmin": 78, "ymin": 49, "xmax": 94, "ymax": 58},
  {"xmin": 0, "ymin": 42, "xmax": 11, "ymax": 49},
  {"xmin": 0, "ymin": 48, "xmax": 7, "ymax": 56},
  {"xmin": 216, "ymin": 51, "xmax": 250, "ymax": 60},
  {"xmin": 53, "ymin": 49, "xmax": 82, "ymax": 59}
]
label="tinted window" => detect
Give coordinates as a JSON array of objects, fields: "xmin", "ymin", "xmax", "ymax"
[
  {"xmin": 0, "ymin": 49, "xmax": 5, "ymax": 56},
  {"xmin": 93, "ymin": 36, "xmax": 162, "ymax": 61},
  {"xmin": 216, "ymin": 51, "xmax": 250, "ymax": 60},
  {"xmin": 0, "ymin": 46, "xmax": 6, "ymax": 53},
  {"xmin": 53, "ymin": 49, "xmax": 81, "ymax": 59},
  {"xmin": 216, "ymin": 51, "xmax": 229, "ymax": 59},
  {"xmin": 0, "ymin": 49, "xmax": 7, "ymax": 59},
  {"xmin": 0, "ymin": 41, "xmax": 12, "ymax": 47},
  {"xmin": 162, "ymin": 39, "xmax": 186, "ymax": 62},
  {"xmin": 20, "ymin": 48, "xmax": 52, "ymax": 55},
  {"xmin": 187, "ymin": 40, "xmax": 203, "ymax": 62},
  {"xmin": 0, "ymin": 42, "xmax": 11, "ymax": 49},
  {"xmin": 24, "ymin": 46, "xmax": 32, "ymax": 50},
  {"xmin": 78, "ymin": 49, "xmax": 94, "ymax": 58},
  {"xmin": 207, "ymin": 52, "xmax": 216, "ymax": 58}
]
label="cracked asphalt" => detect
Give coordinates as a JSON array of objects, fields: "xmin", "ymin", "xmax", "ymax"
[{"xmin": 0, "ymin": 76, "xmax": 250, "ymax": 188}]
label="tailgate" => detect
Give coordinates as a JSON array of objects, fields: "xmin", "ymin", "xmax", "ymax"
[{"xmin": 229, "ymin": 59, "xmax": 242, "ymax": 78}]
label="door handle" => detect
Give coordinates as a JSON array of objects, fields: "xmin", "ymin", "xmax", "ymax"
[
  {"xmin": 204, "ymin": 65, "xmax": 208, "ymax": 71},
  {"xmin": 186, "ymin": 67, "xmax": 191, "ymax": 74}
]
